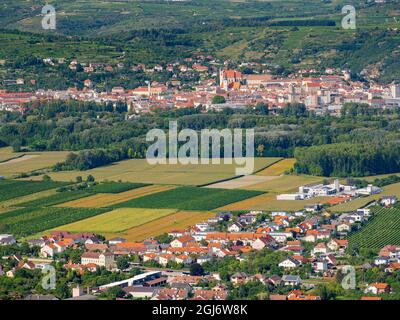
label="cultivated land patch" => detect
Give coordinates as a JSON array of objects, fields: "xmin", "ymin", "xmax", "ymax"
[
  {"xmin": 0, "ymin": 151, "xmax": 69, "ymax": 178},
  {"xmin": 113, "ymin": 186, "xmax": 264, "ymax": 211},
  {"xmin": 17, "ymin": 190, "xmax": 93, "ymax": 208},
  {"xmin": 218, "ymin": 193, "xmax": 331, "ymax": 211},
  {"xmin": 58, "ymin": 185, "xmax": 176, "ymax": 208},
  {"xmin": 242, "ymin": 174, "xmax": 325, "ymax": 193},
  {"xmin": 330, "ymin": 182, "xmax": 400, "ymax": 212},
  {"xmin": 0, "ymin": 188, "xmax": 58, "ymax": 209},
  {"xmin": 0, "ymin": 207, "xmax": 108, "ymax": 238},
  {"xmin": 0, "ymin": 180, "xmax": 69, "ymax": 202},
  {"xmin": 256, "ymin": 158, "xmax": 297, "ymax": 176},
  {"xmin": 348, "ymin": 207, "xmax": 400, "ymax": 250},
  {"xmin": 53, "ymin": 208, "xmax": 178, "ymax": 233},
  {"xmin": 101, "ymin": 211, "xmax": 216, "ymax": 242},
  {"xmin": 85, "ymin": 182, "xmax": 148, "ymax": 194},
  {"xmin": 32, "ymin": 157, "xmax": 279, "ymax": 186},
  {"xmin": 205, "ymin": 175, "xmax": 279, "ymax": 189}
]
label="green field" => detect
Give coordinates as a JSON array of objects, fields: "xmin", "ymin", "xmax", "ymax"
[
  {"xmin": 85, "ymin": 182, "xmax": 149, "ymax": 194},
  {"xmin": 348, "ymin": 207, "xmax": 400, "ymax": 251},
  {"xmin": 113, "ymin": 186, "xmax": 264, "ymax": 211},
  {"xmin": 0, "ymin": 180, "xmax": 68, "ymax": 202},
  {"xmin": 0, "ymin": 206, "xmax": 108, "ymax": 237}
]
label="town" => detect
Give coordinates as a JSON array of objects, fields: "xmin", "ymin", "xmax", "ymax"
[
  {"xmin": 0, "ymin": 186, "xmax": 398, "ymax": 301},
  {"xmin": 1, "ymin": 55, "xmax": 400, "ymax": 115}
]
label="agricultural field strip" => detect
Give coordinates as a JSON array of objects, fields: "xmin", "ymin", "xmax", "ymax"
[
  {"xmin": 0, "ymin": 206, "xmax": 109, "ymax": 238},
  {"xmin": 0, "ymin": 151, "xmax": 70, "ymax": 178},
  {"xmin": 17, "ymin": 191, "xmax": 93, "ymax": 208},
  {"xmin": 32, "ymin": 157, "xmax": 279, "ymax": 186},
  {"xmin": 58, "ymin": 185, "xmax": 176, "ymax": 208},
  {"xmin": 256, "ymin": 158, "xmax": 297, "ymax": 176},
  {"xmin": 218, "ymin": 192, "xmax": 331, "ymax": 211},
  {"xmin": 112, "ymin": 186, "xmax": 264, "ymax": 211},
  {"xmin": 52, "ymin": 208, "xmax": 179, "ymax": 233},
  {"xmin": 0, "ymin": 180, "xmax": 69, "ymax": 202},
  {"xmin": 100, "ymin": 211, "xmax": 216, "ymax": 242},
  {"xmin": 0, "ymin": 188, "xmax": 58, "ymax": 209},
  {"xmin": 205, "ymin": 175, "xmax": 279, "ymax": 189},
  {"xmin": 330, "ymin": 182, "xmax": 400, "ymax": 212},
  {"xmin": 348, "ymin": 207, "xmax": 400, "ymax": 250}
]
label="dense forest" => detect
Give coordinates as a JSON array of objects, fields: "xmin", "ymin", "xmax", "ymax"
[
  {"xmin": 294, "ymin": 143, "xmax": 400, "ymax": 177},
  {"xmin": 1, "ymin": 100, "xmax": 400, "ymax": 177}
]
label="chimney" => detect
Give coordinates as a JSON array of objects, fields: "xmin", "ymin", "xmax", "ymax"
[{"xmin": 334, "ymin": 179, "xmax": 340, "ymax": 192}]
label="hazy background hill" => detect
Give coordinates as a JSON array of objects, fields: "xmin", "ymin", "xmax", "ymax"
[{"xmin": 0, "ymin": 0, "xmax": 399, "ymax": 85}]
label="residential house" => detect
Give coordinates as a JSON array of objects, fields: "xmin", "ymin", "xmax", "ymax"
[
  {"xmin": 108, "ymin": 237, "xmax": 126, "ymax": 245},
  {"xmin": 192, "ymin": 289, "xmax": 228, "ymax": 300},
  {"xmin": 374, "ymin": 256, "xmax": 391, "ymax": 266},
  {"xmin": 231, "ymin": 272, "xmax": 248, "ymax": 286},
  {"xmin": 0, "ymin": 234, "xmax": 16, "ymax": 246},
  {"xmin": 170, "ymin": 235, "xmax": 195, "ymax": 248},
  {"xmin": 152, "ymin": 288, "xmax": 188, "ymax": 300},
  {"xmin": 364, "ymin": 282, "xmax": 391, "ymax": 295},
  {"xmin": 279, "ymin": 257, "xmax": 301, "ymax": 269},
  {"xmin": 380, "ymin": 196, "xmax": 397, "ymax": 207},
  {"xmin": 312, "ymin": 243, "xmax": 328, "ymax": 256},
  {"xmin": 251, "ymin": 236, "xmax": 276, "ymax": 251},
  {"xmin": 228, "ymin": 222, "xmax": 243, "ymax": 233},
  {"xmin": 81, "ymin": 252, "xmax": 115, "ymax": 270},
  {"xmin": 281, "ymin": 275, "xmax": 302, "ymax": 287},
  {"xmin": 327, "ymin": 239, "xmax": 348, "ymax": 251},
  {"xmin": 385, "ymin": 263, "xmax": 400, "ymax": 273},
  {"xmin": 175, "ymin": 254, "xmax": 192, "ymax": 265},
  {"xmin": 157, "ymin": 254, "xmax": 175, "ymax": 266}
]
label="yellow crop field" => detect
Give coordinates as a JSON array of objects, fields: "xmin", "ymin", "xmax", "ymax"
[
  {"xmin": 101, "ymin": 210, "xmax": 215, "ymax": 241},
  {"xmin": 256, "ymin": 158, "xmax": 297, "ymax": 176},
  {"xmin": 242, "ymin": 174, "xmax": 324, "ymax": 193},
  {"xmin": 58, "ymin": 185, "xmax": 176, "ymax": 208},
  {"xmin": 29, "ymin": 157, "xmax": 281, "ymax": 186},
  {"xmin": 54, "ymin": 208, "xmax": 179, "ymax": 233},
  {"xmin": 218, "ymin": 193, "xmax": 330, "ymax": 211},
  {"xmin": 0, "ymin": 151, "xmax": 69, "ymax": 178},
  {"xmin": 330, "ymin": 182, "xmax": 400, "ymax": 212}
]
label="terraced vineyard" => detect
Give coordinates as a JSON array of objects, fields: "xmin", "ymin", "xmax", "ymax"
[{"xmin": 348, "ymin": 207, "xmax": 400, "ymax": 251}]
